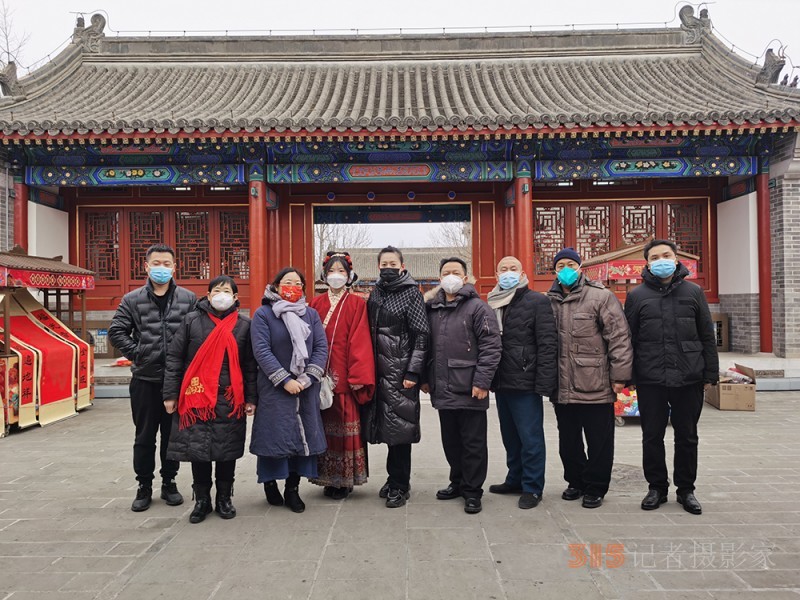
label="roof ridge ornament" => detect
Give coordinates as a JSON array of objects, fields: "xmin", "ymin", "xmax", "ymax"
[
  {"xmin": 679, "ymin": 5, "xmax": 711, "ymax": 44},
  {"xmin": 72, "ymin": 13, "xmax": 106, "ymax": 53},
  {"xmin": 0, "ymin": 61, "xmax": 24, "ymax": 99},
  {"xmin": 756, "ymin": 47, "xmax": 787, "ymax": 88}
]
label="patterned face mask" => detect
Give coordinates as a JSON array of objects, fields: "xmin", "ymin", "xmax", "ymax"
[{"xmin": 279, "ymin": 285, "xmax": 304, "ymax": 303}]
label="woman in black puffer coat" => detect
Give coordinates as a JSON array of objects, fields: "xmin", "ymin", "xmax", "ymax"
[
  {"xmin": 364, "ymin": 246, "xmax": 429, "ymax": 508},
  {"xmin": 163, "ymin": 276, "xmax": 257, "ymax": 524}
]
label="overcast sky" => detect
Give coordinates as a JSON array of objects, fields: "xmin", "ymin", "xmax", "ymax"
[{"xmin": 6, "ymin": 0, "xmax": 798, "ymax": 247}]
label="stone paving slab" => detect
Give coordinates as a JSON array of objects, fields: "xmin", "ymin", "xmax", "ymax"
[{"xmin": 1, "ymin": 393, "xmax": 800, "ymax": 599}]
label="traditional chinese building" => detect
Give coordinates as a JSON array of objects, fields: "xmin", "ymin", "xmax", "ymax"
[{"xmin": 1, "ymin": 7, "xmax": 800, "ymax": 354}]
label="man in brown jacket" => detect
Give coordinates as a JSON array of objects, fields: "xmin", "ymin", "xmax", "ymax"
[{"xmin": 547, "ymin": 248, "xmax": 633, "ymax": 509}]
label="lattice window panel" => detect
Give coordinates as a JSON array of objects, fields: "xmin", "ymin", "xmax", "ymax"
[
  {"xmin": 575, "ymin": 205, "xmax": 611, "ymax": 260},
  {"xmin": 667, "ymin": 203, "xmax": 704, "ymax": 270},
  {"xmin": 620, "ymin": 204, "xmax": 657, "ymax": 246},
  {"xmin": 129, "ymin": 211, "xmax": 164, "ymax": 280},
  {"xmin": 84, "ymin": 211, "xmax": 120, "ymax": 280},
  {"xmin": 534, "ymin": 206, "xmax": 565, "ymax": 275},
  {"xmin": 220, "ymin": 211, "xmax": 250, "ymax": 280},
  {"xmin": 175, "ymin": 212, "xmax": 210, "ymax": 280}
]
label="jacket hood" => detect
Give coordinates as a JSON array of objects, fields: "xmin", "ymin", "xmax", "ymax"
[
  {"xmin": 424, "ymin": 275, "xmax": 477, "ymax": 303},
  {"xmin": 642, "ymin": 261, "xmax": 691, "ymax": 291},
  {"xmin": 426, "ymin": 281, "xmax": 480, "ymax": 308},
  {"xmin": 377, "ymin": 269, "xmax": 419, "ymax": 292}
]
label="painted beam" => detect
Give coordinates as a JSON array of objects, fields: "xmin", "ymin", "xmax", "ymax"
[
  {"xmin": 534, "ymin": 157, "xmax": 758, "ymax": 181},
  {"xmin": 25, "ymin": 164, "xmax": 246, "ymax": 186},
  {"xmin": 266, "ymin": 161, "xmax": 513, "ymax": 184}
]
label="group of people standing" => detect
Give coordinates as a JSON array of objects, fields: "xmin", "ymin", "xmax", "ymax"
[{"xmin": 109, "ymin": 237, "xmax": 718, "ymax": 524}]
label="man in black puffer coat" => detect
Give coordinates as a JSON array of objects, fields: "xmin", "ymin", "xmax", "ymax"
[
  {"xmin": 109, "ymin": 244, "xmax": 196, "ymax": 512},
  {"xmin": 487, "ymin": 256, "xmax": 558, "ymax": 510},
  {"xmin": 364, "ymin": 246, "xmax": 429, "ymax": 509},
  {"xmin": 423, "ymin": 257, "xmax": 502, "ymax": 515},
  {"xmin": 624, "ymin": 239, "xmax": 719, "ymax": 516}
]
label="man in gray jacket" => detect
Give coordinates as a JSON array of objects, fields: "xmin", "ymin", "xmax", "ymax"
[
  {"xmin": 547, "ymin": 247, "xmax": 633, "ymax": 509},
  {"xmin": 109, "ymin": 243, "xmax": 196, "ymax": 512},
  {"xmin": 422, "ymin": 257, "xmax": 502, "ymax": 514}
]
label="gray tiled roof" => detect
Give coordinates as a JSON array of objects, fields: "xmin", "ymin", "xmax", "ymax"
[
  {"xmin": 345, "ymin": 247, "xmax": 471, "ymax": 282},
  {"xmin": 2, "ymin": 15, "xmax": 798, "ymax": 137}
]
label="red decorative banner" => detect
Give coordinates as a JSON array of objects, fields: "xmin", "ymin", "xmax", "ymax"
[
  {"xmin": 584, "ymin": 260, "xmax": 698, "ymax": 282},
  {"xmin": 0, "ymin": 268, "xmax": 95, "ymax": 290},
  {"xmin": 30, "ymin": 309, "xmax": 90, "ymax": 391}
]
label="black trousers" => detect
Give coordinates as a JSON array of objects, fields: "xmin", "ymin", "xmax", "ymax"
[
  {"xmin": 130, "ymin": 377, "xmax": 179, "ymax": 485},
  {"xmin": 637, "ymin": 384, "xmax": 704, "ymax": 496},
  {"xmin": 191, "ymin": 461, "xmax": 236, "ymax": 487},
  {"xmin": 438, "ymin": 409, "xmax": 488, "ymax": 499},
  {"xmin": 553, "ymin": 403, "xmax": 615, "ymax": 497},
  {"xmin": 386, "ymin": 443, "xmax": 412, "ymax": 493}
]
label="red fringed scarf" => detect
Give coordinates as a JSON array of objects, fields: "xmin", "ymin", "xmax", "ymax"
[{"xmin": 178, "ymin": 311, "xmax": 245, "ymax": 430}]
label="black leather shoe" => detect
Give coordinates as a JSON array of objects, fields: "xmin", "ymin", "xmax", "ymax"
[
  {"xmin": 329, "ymin": 487, "xmax": 350, "ymax": 500},
  {"xmin": 385, "ymin": 488, "xmax": 409, "ymax": 508},
  {"xmin": 264, "ymin": 480, "xmax": 284, "ymax": 506},
  {"xmin": 582, "ymin": 495, "xmax": 603, "ymax": 509},
  {"xmin": 284, "ymin": 486, "xmax": 306, "ymax": 513},
  {"xmin": 677, "ymin": 492, "xmax": 703, "ymax": 515},
  {"xmin": 214, "ymin": 481, "xmax": 236, "ymax": 519},
  {"xmin": 379, "ymin": 482, "xmax": 390, "ymax": 498},
  {"xmin": 160, "ymin": 480, "xmax": 184, "ymax": 506},
  {"xmin": 641, "ymin": 490, "xmax": 668, "ymax": 511},
  {"xmin": 518, "ymin": 492, "xmax": 541, "ymax": 509},
  {"xmin": 436, "ymin": 484, "xmax": 461, "ymax": 500},
  {"xmin": 489, "ymin": 482, "xmax": 523, "ymax": 495},
  {"xmin": 190, "ymin": 484, "xmax": 213, "ymax": 524},
  {"xmin": 464, "ymin": 498, "xmax": 482, "ymax": 514},
  {"xmin": 131, "ymin": 484, "xmax": 152, "ymax": 512},
  {"xmin": 562, "ymin": 487, "xmax": 583, "ymax": 501}
]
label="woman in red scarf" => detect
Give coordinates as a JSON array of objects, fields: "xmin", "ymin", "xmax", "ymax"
[
  {"xmin": 309, "ymin": 252, "xmax": 376, "ymax": 499},
  {"xmin": 163, "ymin": 276, "xmax": 257, "ymax": 524}
]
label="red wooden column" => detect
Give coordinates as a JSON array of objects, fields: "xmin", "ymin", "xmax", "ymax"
[
  {"xmin": 248, "ymin": 180, "xmax": 268, "ymax": 315},
  {"xmin": 756, "ymin": 170, "xmax": 773, "ymax": 353},
  {"xmin": 13, "ymin": 175, "xmax": 29, "ymax": 251},
  {"xmin": 513, "ymin": 173, "xmax": 534, "ymax": 275},
  {"xmin": 266, "ymin": 191, "xmax": 281, "ymax": 282}
]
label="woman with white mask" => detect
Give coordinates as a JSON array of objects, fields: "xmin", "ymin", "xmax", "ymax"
[{"xmin": 308, "ymin": 252, "xmax": 376, "ymax": 499}]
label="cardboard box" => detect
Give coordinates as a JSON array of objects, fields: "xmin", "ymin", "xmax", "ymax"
[{"xmin": 705, "ymin": 363, "xmax": 756, "ymax": 411}]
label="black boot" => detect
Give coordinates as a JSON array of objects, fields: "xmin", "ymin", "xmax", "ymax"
[
  {"xmin": 263, "ymin": 480, "xmax": 284, "ymax": 506},
  {"xmin": 284, "ymin": 472, "xmax": 305, "ymax": 513},
  {"xmin": 215, "ymin": 481, "xmax": 237, "ymax": 519},
  {"xmin": 189, "ymin": 484, "xmax": 213, "ymax": 524}
]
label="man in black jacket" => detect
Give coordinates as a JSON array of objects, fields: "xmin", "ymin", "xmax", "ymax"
[
  {"xmin": 487, "ymin": 256, "xmax": 558, "ymax": 509},
  {"xmin": 422, "ymin": 257, "xmax": 502, "ymax": 514},
  {"xmin": 624, "ymin": 239, "xmax": 719, "ymax": 515},
  {"xmin": 109, "ymin": 243, "xmax": 197, "ymax": 512}
]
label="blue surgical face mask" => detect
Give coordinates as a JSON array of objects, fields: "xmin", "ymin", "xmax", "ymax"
[
  {"xmin": 498, "ymin": 271, "xmax": 521, "ymax": 290},
  {"xmin": 557, "ymin": 266, "xmax": 580, "ymax": 287},
  {"xmin": 649, "ymin": 259, "xmax": 677, "ymax": 279},
  {"xmin": 148, "ymin": 265, "xmax": 173, "ymax": 285}
]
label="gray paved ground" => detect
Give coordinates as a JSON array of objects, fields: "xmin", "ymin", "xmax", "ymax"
[{"xmin": 1, "ymin": 393, "xmax": 799, "ymax": 600}]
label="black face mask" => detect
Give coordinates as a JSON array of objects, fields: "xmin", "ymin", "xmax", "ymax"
[{"xmin": 379, "ymin": 268, "xmax": 401, "ymax": 282}]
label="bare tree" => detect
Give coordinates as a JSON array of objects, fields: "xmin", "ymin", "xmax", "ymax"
[
  {"xmin": 0, "ymin": 0, "xmax": 28, "ymax": 67},
  {"xmin": 313, "ymin": 223, "xmax": 373, "ymax": 276},
  {"xmin": 427, "ymin": 222, "xmax": 471, "ymax": 255}
]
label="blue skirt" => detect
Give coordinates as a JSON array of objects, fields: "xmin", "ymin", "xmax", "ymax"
[{"xmin": 256, "ymin": 455, "xmax": 318, "ymax": 482}]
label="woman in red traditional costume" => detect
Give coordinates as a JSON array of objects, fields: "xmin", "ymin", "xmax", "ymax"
[
  {"xmin": 163, "ymin": 275, "xmax": 257, "ymax": 524},
  {"xmin": 309, "ymin": 252, "xmax": 376, "ymax": 499}
]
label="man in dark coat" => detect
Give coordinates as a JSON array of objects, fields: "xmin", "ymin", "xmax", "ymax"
[
  {"xmin": 364, "ymin": 246, "xmax": 429, "ymax": 508},
  {"xmin": 422, "ymin": 257, "xmax": 502, "ymax": 514},
  {"xmin": 109, "ymin": 243, "xmax": 197, "ymax": 512},
  {"xmin": 487, "ymin": 256, "xmax": 558, "ymax": 509},
  {"xmin": 547, "ymin": 247, "xmax": 633, "ymax": 510},
  {"xmin": 624, "ymin": 239, "xmax": 719, "ymax": 515}
]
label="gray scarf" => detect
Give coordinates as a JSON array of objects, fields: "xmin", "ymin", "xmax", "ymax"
[
  {"xmin": 486, "ymin": 274, "xmax": 529, "ymax": 334},
  {"xmin": 264, "ymin": 287, "xmax": 310, "ymax": 376}
]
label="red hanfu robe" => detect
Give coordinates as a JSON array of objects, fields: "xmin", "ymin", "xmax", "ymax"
[{"xmin": 309, "ymin": 290, "xmax": 376, "ymax": 488}]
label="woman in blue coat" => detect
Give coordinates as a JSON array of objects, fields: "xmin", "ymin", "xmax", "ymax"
[{"xmin": 247, "ymin": 267, "xmax": 328, "ymax": 513}]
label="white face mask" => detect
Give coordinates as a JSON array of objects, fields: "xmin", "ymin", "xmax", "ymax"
[
  {"xmin": 441, "ymin": 274, "xmax": 465, "ymax": 295},
  {"xmin": 210, "ymin": 292, "xmax": 235, "ymax": 312},
  {"xmin": 326, "ymin": 273, "xmax": 348, "ymax": 290}
]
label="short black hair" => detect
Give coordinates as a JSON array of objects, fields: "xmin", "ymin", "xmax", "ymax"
[
  {"xmin": 208, "ymin": 275, "xmax": 238, "ymax": 294},
  {"xmin": 377, "ymin": 245, "xmax": 404, "ymax": 264},
  {"xmin": 270, "ymin": 267, "xmax": 306, "ymax": 290},
  {"xmin": 643, "ymin": 239, "xmax": 678, "ymax": 260},
  {"xmin": 439, "ymin": 256, "xmax": 468, "ymax": 275},
  {"xmin": 145, "ymin": 243, "xmax": 175, "ymax": 261}
]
